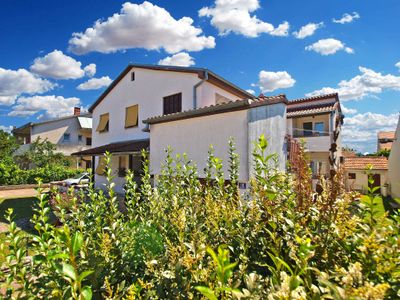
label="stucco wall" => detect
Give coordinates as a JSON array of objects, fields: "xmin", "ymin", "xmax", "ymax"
[
  {"xmin": 248, "ymin": 102, "xmax": 287, "ymax": 173},
  {"xmin": 345, "ymin": 169, "xmax": 389, "ymax": 194},
  {"xmin": 92, "ymin": 68, "xmax": 241, "ymax": 147},
  {"xmin": 388, "ymin": 118, "xmax": 400, "ymax": 198},
  {"xmin": 149, "ymin": 110, "xmax": 249, "ymax": 182}
]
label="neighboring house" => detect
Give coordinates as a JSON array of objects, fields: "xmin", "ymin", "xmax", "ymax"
[
  {"xmin": 72, "ymin": 64, "xmax": 344, "ymax": 194},
  {"xmin": 377, "ymin": 131, "xmax": 395, "ymax": 151},
  {"xmin": 13, "ymin": 107, "xmax": 92, "ymax": 169},
  {"xmin": 344, "ymin": 156, "xmax": 389, "ymax": 195},
  {"xmin": 388, "ymin": 116, "xmax": 400, "ymax": 198},
  {"xmin": 286, "ymin": 94, "xmax": 344, "ymax": 186},
  {"xmin": 72, "ymin": 64, "xmax": 254, "ymax": 194}
]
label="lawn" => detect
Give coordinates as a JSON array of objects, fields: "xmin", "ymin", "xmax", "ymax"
[{"xmin": 0, "ymin": 196, "xmax": 38, "ymax": 265}]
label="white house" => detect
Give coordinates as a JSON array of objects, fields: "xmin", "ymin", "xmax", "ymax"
[
  {"xmin": 73, "ymin": 64, "xmax": 344, "ymax": 194},
  {"xmin": 13, "ymin": 107, "xmax": 92, "ymax": 169},
  {"xmin": 388, "ymin": 116, "xmax": 400, "ymax": 198},
  {"xmin": 72, "ymin": 64, "xmax": 254, "ymax": 193}
]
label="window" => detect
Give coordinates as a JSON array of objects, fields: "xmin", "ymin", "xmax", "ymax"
[
  {"xmin": 96, "ymin": 113, "xmax": 109, "ymax": 133},
  {"xmin": 78, "ymin": 135, "xmax": 83, "ymax": 142},
  {"xmin": 86, "ymin": 137, "xmax": 92, "ymax": 146},
  {"xmin": 163, "ymin": 93, "xmax": 182, "ymax": 115},
  {"xmin": 63, "ymin": 133, "xmax": 70, "ymax": 142},
  {"xmin": 131, "ymin": 72, "xmax": 135, "ymax": 81},
  {"xmin": 348, "ymin": 173, "xmax": 356, "ymax": 179},
  {"xmin": 310, "ymin": 160, "xmax": 327, "ymax": 176},
  {"xmin": 95, "ymin": 156, "xmax": 106, "ymax": 175},
  {"xmin": 125, "ymin": 104, "xmax": 139, "ymax": 128},
  {"xmin": 118, "ymin": 155, "xmax": 127, "ymax": 177},
  {"xmin": 314, "ymin": 122, "xmax": 325, "ymax": 136},
  {"xmin": 303, "ymin": 122, "xmax": 313, "ymax": 137}
]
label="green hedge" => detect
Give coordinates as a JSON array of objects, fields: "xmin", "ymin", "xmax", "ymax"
[{"xmin": 0, "ymin": 163, "xmax": 82, "ymax": 185}]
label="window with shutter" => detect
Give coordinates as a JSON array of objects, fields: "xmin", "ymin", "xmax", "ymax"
[
  {"xmin": 163, "ymin": 93, "xmax": 182, "ymax": 115},
  {"xmin": 96, "ymin": 113, "xmax": 109, "ymax": 133},
  {"xmin": 95, "ymin": 156, "xmax": 106, "ymax": 175},
  {"xmin": 125, "ymin": 105, "xmax": 139, "ymax": 128}
]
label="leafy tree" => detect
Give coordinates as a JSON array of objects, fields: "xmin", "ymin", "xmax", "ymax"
[
  {"xmin": 15, "ymin": 137, "xmax": 70, "ymax": 169},
  {"xmin": 370, "ymin": 148, "xmax": 391, "ymax": 157},
  {"xmin": 0, "ymin": 129, "xmax": 19, "ymax": 163}
]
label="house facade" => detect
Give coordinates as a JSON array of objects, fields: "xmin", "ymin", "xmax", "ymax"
[
  {"xmin": 344, "ymin": 156, "xmax": 389, "ymax": 195},
  {"xmin": 377, "ymin": 131, "xmax": 395, "ymax": 151},
  {"xmin": 388, "ymin": 116, "xmax": 400, "ymax": 198},
  {"xmin": 13, "ymin": 108, "xmax": 92, "ymax": 169},
  {"xmin": 72, "ymin": 64, "xmax": 254, "ymax": 194},
  {"xmin": 73, "ymin": 64, "xmax": 344, "ymax": 194},
  {"xmin": 286, "ymin": 94, "xmax": 343, "ymax": 186}
]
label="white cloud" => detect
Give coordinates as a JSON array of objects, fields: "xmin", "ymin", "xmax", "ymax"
[
  {"xmin": 0, "ymin": 125, "xmax": 13, "ymax": 133},
  {"xmin": 77, "ymin": 76, "xmax": 112, "ymax": 90},
  {"xmin": 293, "ymin": 22, "xmax": 323, "ymax": 39},
  {"xmin": 246, "ymin": 89, "xmax": 256, "ymax": 95},
  {"xmin": 84, "ymin": 64, "xmax": 96, "ymax": 77},
  {"xmin": 8, "ymin": 95, "xmax": 81, "ymax": 119},
  {"xmin": 307, "ymin": 66, "xmax": 400, "ymax": 101},
  {"xmin": 333, "ymin": 12, "xmax": 360, "ymax": 24},
  {"xmin": 395, "ymin": 61, "xmax": 400, "ymax": 70},
  {"xmin": 305, "ymin": 38, "xmax": 354, "ymax": 55},
  {"xmin": 30, "ymin": 50, "xmax": 96, "ymax": 80},
  {"xmin": 341, "ymin": 104, "xmax": 357, "ymax": 115},
  {"xmin": 342, "ymin": 112, "xmax": 398, "ymax": 152},
  {"xmin": 69, "ymin": 1, "xmax": 215, "ymax": 55},
  {"xmin": 0, "ymin": 68, "xmax": 54, "ymax": 106},
  {"xmin": 199, "ymin": 0, "xmax": 289, "ymax": 37},
  {"xmin": 255, "ymin": 70, "xmax": 296, "ymax": 92},
  {"xmin": 158, "ymin": 52, "xmax": 195, "ymax": 67}
]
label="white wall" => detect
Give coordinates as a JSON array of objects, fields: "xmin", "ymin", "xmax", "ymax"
[
  {"xmin": 345, "ymin": 169, "xmax": 389, "ymax": 194},
  {"xmin": 388, "ymin": 117, "xmax": 400, "ymax": 198},
  {"xmin": 92, "ymin": 68, "xmax": 241, "ymax": 147},
  {"xmin": 149, "ymin": 110, "xmax": 249, "ymax": 182},
  {"xmin": 31, "ymin": 117, "xmax": 82, "ymax": 145}
]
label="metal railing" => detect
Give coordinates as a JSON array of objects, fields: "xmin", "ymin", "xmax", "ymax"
[{"xmin": 291, "ymin": 128, "xmax": 330, "ymax": 138}]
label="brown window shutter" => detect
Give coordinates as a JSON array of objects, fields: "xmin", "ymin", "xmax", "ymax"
[
  {"xmin": 163, "ymin": 93, "xmax": 182, "ymax": 115},
  {"xmin": 125, "ymin": 104, "xmax": 139, "ymax": 128},
  {"xmin": 96, "ymin": 113, "xmax": 109, "ymax": 132}
]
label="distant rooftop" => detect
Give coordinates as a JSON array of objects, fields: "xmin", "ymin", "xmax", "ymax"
[{"xmin": 344, "ymin": 156, "xmax": 388, "ymax": 170}]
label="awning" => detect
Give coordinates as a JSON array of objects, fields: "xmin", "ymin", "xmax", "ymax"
[
  {"xmin": 78, "ymin": 117, "xmax": 92, "ymax": 129},
  {"xmin": 72, "ymin": 139, "xmax": 149, "ymax": 156}
]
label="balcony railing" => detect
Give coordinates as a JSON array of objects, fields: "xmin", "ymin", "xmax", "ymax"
[{"xmin": 291, "ymin": 128, "xmax": 330, "ymax": 138}]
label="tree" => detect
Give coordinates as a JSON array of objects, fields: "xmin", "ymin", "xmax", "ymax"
[
  {"xmin": 15, "ymin": 137, "xmax": 70, "ymax": 169},
  {"xmin": 0, "ymin": 129, "xmax": 19, "ymax": 160}
]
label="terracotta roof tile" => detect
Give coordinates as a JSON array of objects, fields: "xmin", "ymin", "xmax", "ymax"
[{"xmin": 344, "ymin": 157, "xmax": 388, "ymax": 170}]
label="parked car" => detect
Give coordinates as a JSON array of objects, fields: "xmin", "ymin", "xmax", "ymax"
[{"xmin": 62, "ymin": 172, "xmax": 90, "ymax": 187}]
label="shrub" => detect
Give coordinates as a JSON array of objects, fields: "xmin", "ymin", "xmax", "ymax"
[{"xmin": 1, "ymin": 136, "xmax": 398, "ymax": 299}]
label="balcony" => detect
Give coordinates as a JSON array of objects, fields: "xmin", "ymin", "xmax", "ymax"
[{"xmin": 290, "ymin": 128, "xmax": 332, "ymax": 152}]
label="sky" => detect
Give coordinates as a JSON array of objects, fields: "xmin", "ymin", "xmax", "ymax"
[{"xmin": 0, "ymin": 0, "xmax": 399, "ymax": 153}]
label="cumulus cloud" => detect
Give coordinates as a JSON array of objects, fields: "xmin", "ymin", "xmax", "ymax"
[
  {"xmin": 333, "ymin": 12, "xmax": 360, "ymax": 24},
  {"xmin": 254, "ymin": 70, "xmax": 296, "ymax": 92},
  {"xmin": 30, "ymin": 50, "xmax": 96, "ymax": 79},
  {"xmin": 84, "ymin": 64, "xmax": 96, "ymax": 77},
  {"xmin": 341, "ymin": 104, "xmax": 357, "ymax": 115},
  {"xmin": 158, "ymin": 52, "xmax": 195, "ymax": 67},
  {"xmin": 307, "ymin": 66, "xmax": 400, "ymax": 101},
  {"xmin": 0, "ymin": 68, "xmax": 54, "ymax": 106},
  {"xmin": 0, "ymin": 125, "xmax": 13, "ymax": 133},
  {"xmin": 395, "ymin": 61, "xmax": 400, "ymax": 70},
  {"xmin": 77, "ymin": 76, "xmax": 112, "ymax": 90},
  {"xmin": 199, "ymin": 0, "xmax": 289, "ymax": 37},
  {"xmin": 305, "ymin": 38, "xmax": 354, "ymax": 55},
  {"xmin": 293, "ymin": 22, "xmax": 323, "ymax": 39},
  {"xmin": 246, "ymin": 89, "xmax": 256, "ymax": 95},
  {"xmin": 69, "ymin": 1, "xmax": 215, "ymax": 55},
  {"xmin": 8, "ymin": 95, "xmax": 81, "ymax": 119},
  {"xmin": 342, "ymin": 112, "xmax": 398, "ymax": 152}
]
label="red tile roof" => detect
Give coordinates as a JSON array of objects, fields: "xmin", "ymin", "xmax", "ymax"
[{"xmin": 344, "ymin": 157, "xmax": 388, "ymax": 170}]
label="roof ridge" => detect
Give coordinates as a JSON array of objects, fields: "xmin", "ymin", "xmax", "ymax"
[{"xmin": 289, "ymin": 93, "xmax": 339, "ymax": 104}]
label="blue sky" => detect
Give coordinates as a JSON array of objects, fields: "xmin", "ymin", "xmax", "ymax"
[{"xmin": 0, "ymin": 0, "xmax": 399, "ymax": 152}]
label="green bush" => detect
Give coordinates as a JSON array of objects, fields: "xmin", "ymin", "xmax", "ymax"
[{"xmin": 1, "ymin": 136, "xmax": 399, "ymax": 299}]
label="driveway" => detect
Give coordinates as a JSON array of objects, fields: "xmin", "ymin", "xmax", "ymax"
[{"xmin": 0, "ymin": 188, "xmax": 39, "ymax": 200}]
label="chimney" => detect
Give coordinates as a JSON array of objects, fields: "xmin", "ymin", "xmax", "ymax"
[{"xmin": 74, "ymin": 107, "xmax": 81, "ymax": 116}]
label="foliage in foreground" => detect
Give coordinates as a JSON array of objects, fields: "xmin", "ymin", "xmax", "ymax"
[{"xmin": 1, "ymin": 136, "xmax": 399, "ymax": 299}]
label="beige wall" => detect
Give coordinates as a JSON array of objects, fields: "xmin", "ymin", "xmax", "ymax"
[
  {"xmin": 291, "ymin": 114, "xmax": 330, "ymax": 135},
  {"xmin": 345, "ymin": 169, "xmax": 389, "ymax": 194},
  {"xmin": 388, "ymin": 117, "xmax": 400, "ymax": 198},
  {"xmin": 149, "ymin": 110, "xmax": 249, "ymax": 182}
]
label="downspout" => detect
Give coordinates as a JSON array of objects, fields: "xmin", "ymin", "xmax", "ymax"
[{"xmin": 193, "ymin": 70, "xmax": 209, "ymax": 109}]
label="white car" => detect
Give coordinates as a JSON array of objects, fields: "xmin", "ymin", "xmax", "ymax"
[{"xmin": 62, "ymin": 172, "xmax": 90, "ymax": 187}]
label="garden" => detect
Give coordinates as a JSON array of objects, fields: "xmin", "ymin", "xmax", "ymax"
[{"xmin": 0, "ymin": 136, "xmax": 399, "ymax": 299}]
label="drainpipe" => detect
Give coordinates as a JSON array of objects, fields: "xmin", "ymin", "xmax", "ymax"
[{"xmin": 193, "ymin": 70, "xmax": 209, "ymax": 109}]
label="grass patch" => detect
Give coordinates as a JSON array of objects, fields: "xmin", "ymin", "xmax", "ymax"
[{"xmin": 0, "ymin": 197, "xmax": 38, "ymax": 225}]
